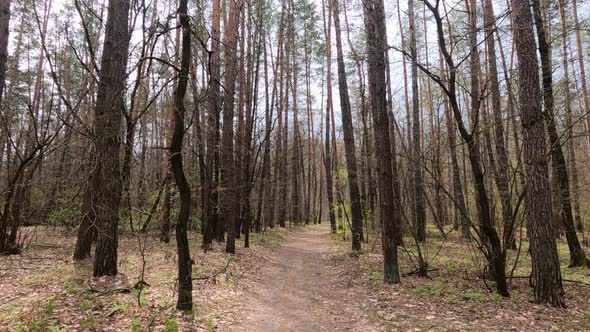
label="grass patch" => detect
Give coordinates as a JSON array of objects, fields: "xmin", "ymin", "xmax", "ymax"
[
  {"xmin": 193, "ymin": 266, "xmax": 212, "ymax": 278},
  {"xmin": 445, "ymin": 296, "xmax": 458, "ymax": 304},
  {"xmin": 164, "ymin": 318, "xmax": 178, "ymax": 332},
  {"xmin": 368, "ymin": 270, "xmax": 383, "ymax": 280},
  {"xmin": 411, "ymin": 282, "xmax": 445, "ymax": 297},
  {"xmin": 82, "ymin": 314, "xmax": 103, "ymax": 328},
  {"xmin": 247, "ymin": 230, "xmax": 284, "ymax": 248},
  {"xmin": 456, "ymin": 288, "xmax": 483, "ymax": 303},
  {"xmin": 129, "ymin": 319, "xmax": 143, "ymax": 332},
  {"xmin": 16, "ymin": 316, "xmax": 64, "ymax": 332},
  {"xmin": 109, "ymin": 303, "xmax": 131, "ymax": 316},
  {"xmin": 79, "ymin": 299, "xmax": 92, "ymax": 311}
]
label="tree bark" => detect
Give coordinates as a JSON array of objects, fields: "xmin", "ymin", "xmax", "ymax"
[
  {"xmin": 511, "ymin": 0, "xmax": 565, "ymax": 307},
  {"xmin": 321, "ymin": 0, "xmax": 337, "ymax": 233},
  {"xmin": 558, "ymin": 0, "xmax": 583, "ymax": 232},
  {"xmin": 172, "ymin": 0, "xmax": 193, "ymax": 310},
  {"xmin": 332, "ymin": 0, "xmax": 363, "ymax": 251},
  {"xmin": 0, "ymin": 0, "xmax": 9, "ymax": 105},
  {"xmin": 92, "ymin": 0, "xmax": 130, "ymax": 277},
  {"xmin": 364, "ymin": 0, "xmax": 401, "ymax": 283},
  {"xmin": 202, "ymin": 0, "xmax": 221, "ymax": 248},
  {"xmin": 531, "ymin": 0, "xmax": 587, "ymax": 268},
  {"xmin": 222, "ymin": 0, "xmax": 240, "ymax": 254},
  {"xmin": 482, "ymin": 0, "xmax": 516, "ymax": 250},
  {"xmin": 421, "ymin": 0, "xmax": 508, "ymax": 296},
  {"xmin": 408, "ymin": 0, "xmax": 425, "ymax": 242}
]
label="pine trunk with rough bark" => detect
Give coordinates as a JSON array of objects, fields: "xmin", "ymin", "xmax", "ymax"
[
  {"xmin": 364, "ymin": 0, "xmax": 400, "ymax": 284},
  {"xmin": 92, "ymin": 0, "xmax": 130, "ymax": 277},
  {"xmin": 511, "ymin": 0, "xmax": 565, "ymax": 307},
  {"xmin": 332, "ymin": 0, "xmax": 363, "ymax": 251},
  {"xmin": 202, "ymin": 0, "xmax": 221, "ymax": 249},
  {"xmin": 532, "ymin": 0, "xmax": 587, "ymax": 268},
  {"xmin": 222, "ymin": 0, "xmax": 240, "ymax": 254}
]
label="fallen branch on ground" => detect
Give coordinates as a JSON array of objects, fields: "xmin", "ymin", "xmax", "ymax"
[{"xmin": 193, "ymin": 258, "xmax": 232, "ymax": 281}]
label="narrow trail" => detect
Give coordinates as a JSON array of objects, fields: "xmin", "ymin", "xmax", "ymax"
[{"xmin": 225, "ymin": 224, "xmax": 379, "ymax": 332}]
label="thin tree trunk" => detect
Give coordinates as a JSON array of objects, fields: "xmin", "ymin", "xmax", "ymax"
[
  {"xmin": 408, "ymin": 0, "xmax": 425, "ymax": 242},
  {"xmin": 172, "ymin": 0, "xmax": 193, "ymax": 310},
  {"xmin": 202, "ymin": 0, "xmax": 221, "ymax": 248},
  {"xmin": 558, "ymin": 0, "xmax": 583, "ymax": 232},
  {"xmin": 421, "ymin": 0, "xmax": 508, "ymax": 296},
  {"xmin": 482, "ymin": 0, "xmax": 516, "ymax": 250},
  {"xmin": 321, "ymin": 0, "xmax": 337, "ymax": 233},
  {"xmin": 0, "ymin": 0, "xmax": 10, "ymax": 105},
  {"xmin": 571, "ymin": 0, "xmax": 590, "ymax": 154},
  {"xmin": 332, "ymin": 0, "xmax": 363, "ymax": 250}
]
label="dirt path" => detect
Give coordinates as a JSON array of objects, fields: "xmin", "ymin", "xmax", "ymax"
[{"xmin": 224, "ymin": 224, "xmax": 379, "ymax": 332}]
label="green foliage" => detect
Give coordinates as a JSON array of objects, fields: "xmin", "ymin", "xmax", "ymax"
[
  {"xmin": 582, "ymin": 309, "xmax": 590, "ymax": 329},
  {"xmin": 206, "ymin": 317, "xmax": 215, "ymax": 332},
  {"xmin": 456, "ymin": 288, "xmax": 483, "ymax": 302},
  {"xmin": 411, "ymin": 282, "xmax": 445, "ymax": 297},
  {"xmin": 47, "ymin": 204, "xmax": 79, "ymax": 227},
  {"xmin": 248, "ymin": 230, "xmax": 283, "ymax": 248},
  {"xmin": 79, "ymin": 299, "xmax": 92, "ymax": 311},
  {"xmin": 131, "ymin": 289, "xmax": 148, "ymax": 306},
  {"xmin": 193, "ymin": 266, "xmax": 212, "ymax": 279},
  {"xmin": 43, "ymin": 296, "xmax": 57, "ymax": 314},
  {"xmin": 21, "ymin": 272, "xmax": 50, "ymax": 286},
  {"xmin": 82, "ymin": 314, "xmax": 102, "ymax": 328},
  {"xmin": 164, "ymin": 318, "xmax": 178, "ymax": 332},
  {"xmin": 109, "ymin": 303, "xmax": 131, "ymax": 316},
  {"xmin": 3, "ymin": 303, "xmax": 18, "ymax": 311},
  {"xmin": 129, "ymin": 319, "xmax": 143, "ymax": 332},
  {"xmin": 368, "ymin": 270, "xmax": 384, "ymax": 280},
  {"xmin": 445, "ymin": 296, "xmax": 458, "ymax": 304},
  {"xmin": 16, "ymin": 317, "xmax": 64, "ymax": 332}
]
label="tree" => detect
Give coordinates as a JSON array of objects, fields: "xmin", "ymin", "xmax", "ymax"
[
  {"xmin": 364, "ymin": 0, "xmax": 400, "ymax": 284},
  {"xmin": 531, "ymin": 0, "xmax": 587, "ymax": 268},
  {"xmin": 202, "ymin": 0, "xmax": 221, "ymax": 248},
  {"xmin": 172, "ymin": 0, "xmax": 193, "ymax": 310},
  {"xmin": 571, "ymin": 0, "xmax": 590, "ymax": 155},
  {"xmin": 332, "ymin": 0, "xmax": 363, "ymax": 251},
  {"xmin": 222, "ymin": 0, "xmax": 240, "ymax": 254},
  {"xmin": 482, "ymin": 0, "xmax": 516, "ymax": 250},
  {"xmin": 558, "ymin": 0, "xmax": 583, "ymax": 233},
  {"xmin": 510, "ymin": 0, "xmax": 565, "ymax": 307},
  {"xmin": 92, "ymin": 0, "xmax": 130, "ymax": 277},
  {"xmin": 415, "ymin": 0, "xmax": 508, "ymax": 297},
  {"xmin": 408, "ymin": 0, "xmax": 425, "ymax": 242},
  {"xmin": 0, "ymin": 0, "xmax": 9, "ymax": 105},
  {"xmin": 321, "ymin": 0, "xmax": 337, "ymax": 233}
]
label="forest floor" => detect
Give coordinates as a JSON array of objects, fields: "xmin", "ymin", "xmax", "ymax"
[
  {"xmin": 1, "ymin": 223, "xmax": 590, "ymax": 331},
  {"xmin": 219, "ymin": 223, "xmax": 377, "ymax": 332}
]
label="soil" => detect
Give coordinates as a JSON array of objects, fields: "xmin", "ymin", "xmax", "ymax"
[{"xmin": 222, "ymin": 223, "xmax": 379, "ymax": 332}]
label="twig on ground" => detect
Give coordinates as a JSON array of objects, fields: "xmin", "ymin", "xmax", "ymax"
[{"xmin": 193, "ymin": 258, "xmax": 233, "ymax": 280}]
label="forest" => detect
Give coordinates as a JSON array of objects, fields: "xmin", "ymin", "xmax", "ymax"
[{"xmin": 1, "ymin": 0, "xmax": 590, "ymax": 330}]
